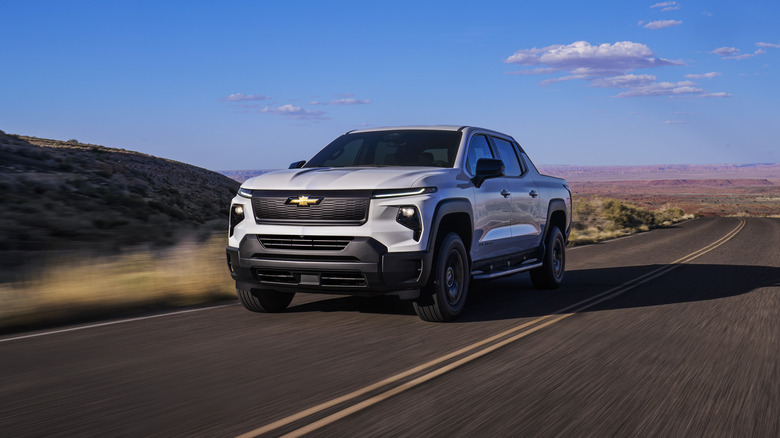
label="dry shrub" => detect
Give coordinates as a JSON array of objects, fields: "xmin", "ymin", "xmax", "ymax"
[
  {"xmin": 0, "ymin": 235, "xmax": 235, "ymax": 329},
  {"xmin": 570, "ymin": 197, "xmax": 693, "ymax": 245}
]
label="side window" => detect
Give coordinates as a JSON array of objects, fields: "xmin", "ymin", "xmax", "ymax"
[
  {"xmin": 465, "ymin": 134, "xmax": 494, "ymax": 175},
  {"xmin": 492, "ymin": 137, "xmax": 524, "ymax": 177}
]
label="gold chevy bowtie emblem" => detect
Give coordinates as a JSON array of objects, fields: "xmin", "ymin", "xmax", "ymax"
[{"xmin": 286, "ymin": 195, "xmax": 323, "ymax": 207}]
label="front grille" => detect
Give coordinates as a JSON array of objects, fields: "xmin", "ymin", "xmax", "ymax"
[
  {"xmin": 251, "ymin": 190, "xmax": 372, "ymax": 225},
  {"xmin": 321, "ymin": 272, "xmax": 367, "ymax": 287},
  {"xmin": 258, "ymin": 235, "xmax": 353, "ymax": 251}
]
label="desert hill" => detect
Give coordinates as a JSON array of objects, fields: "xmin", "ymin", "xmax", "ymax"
[{"xmin": 0, "ymin": 131, "xmax": 239, "ymax": 259}]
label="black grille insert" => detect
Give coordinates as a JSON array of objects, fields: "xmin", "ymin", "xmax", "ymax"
[
  {"xmin": 253, "ymin": 270, "xmax": 368, "ymax": 288},
  {"xmin": 258, "ymin": 235, "xmax": 353, "ymax": 251},
  {"xmin": 320, "ymin": 272, "xmax": 367, "ymax": 287},
  {"xmin": 255, "ymin": 270, "xmax": 297, "ymax": 284},
  {"xmin": 251, "ymin": 190, "xmax": 372, "ymax": 225}
]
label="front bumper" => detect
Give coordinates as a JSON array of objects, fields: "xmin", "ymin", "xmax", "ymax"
[{"xmin": 226, "ymin": 234, "xmax": 432, "ymax": 299}]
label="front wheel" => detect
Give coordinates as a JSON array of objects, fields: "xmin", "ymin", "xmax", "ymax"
[
  {"xmin": 414, "ymin": 233, "xmax": 470, "ymax": 322},
  {"xmin": 237, "ymin": 288, "xmax": 295, "ymax": 313},
  {"xmin": 530, "ymin": 226, "xmax": 565, "ymax": 289}
]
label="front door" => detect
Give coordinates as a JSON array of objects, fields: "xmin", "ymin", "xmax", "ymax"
[{"xmin": 465, "ymin": 134, "xmax": 514, "ymax": 261}]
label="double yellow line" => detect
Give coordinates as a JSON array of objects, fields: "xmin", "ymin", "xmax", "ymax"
[{"xmin": 237, "ymin": 218, "xmax": 746, "ymax": 438}]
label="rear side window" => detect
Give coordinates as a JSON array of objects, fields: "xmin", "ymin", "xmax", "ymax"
[
  {"xmin": 465, "ymin": 135, "xmax": 494, "ymax": 175},
  {"xmin": 492, "ymin": 137, "xmax": 524, "ymax": 177}
]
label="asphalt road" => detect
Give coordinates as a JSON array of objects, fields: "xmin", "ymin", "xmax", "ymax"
[{"xmin": 1, "ymin": 217, "xmax": 778, "ymax": 437}]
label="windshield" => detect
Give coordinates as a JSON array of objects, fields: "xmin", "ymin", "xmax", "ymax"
[{"xmin": 304, "ymin": 130, "xmax": 462, "ymax": 168}]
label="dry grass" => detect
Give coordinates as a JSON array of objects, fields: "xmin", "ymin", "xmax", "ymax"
[
  {"xmin": 569, "ymin": 197, "xmax": 694, "ymax": 245},
  {"xmin": 0, "ymin": 235, "xmax": 235, "ymax": 330}
]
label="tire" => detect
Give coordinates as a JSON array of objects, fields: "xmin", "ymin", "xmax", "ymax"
[
  {"xmin": 530, "ymin": 226, "xmax": 565, "ymax": 289},
  {"xmin": 237, "ymin": 288, "xmax": 295, "ymax": 313},
  {"xmin": 414, "ymin": 233, "xmax": 470, "ymax": 322}
]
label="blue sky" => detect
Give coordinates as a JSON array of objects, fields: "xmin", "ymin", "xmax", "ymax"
[{"xmin": 1, "ymin": 0, "xmax": 778, "ymax": 170}]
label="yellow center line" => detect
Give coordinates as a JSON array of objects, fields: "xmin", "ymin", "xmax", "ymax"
[{"xmin": 238, "ymin": 218, "xmax": 746, "ymax": 438}]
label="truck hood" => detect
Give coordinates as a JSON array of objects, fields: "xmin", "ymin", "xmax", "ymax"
[{"xmin": 242, "ymin": 167, "xmax": 456, "ymax": 191}]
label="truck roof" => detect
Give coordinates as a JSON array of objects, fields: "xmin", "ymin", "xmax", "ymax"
[{"xmin": 346, "ymin": 125, "xmax": 517, "ymax": 142}]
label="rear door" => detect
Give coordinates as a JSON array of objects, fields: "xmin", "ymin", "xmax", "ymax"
[{"xmin": 490, "ymin": 136, "xmax": 542, "ymax": 249}]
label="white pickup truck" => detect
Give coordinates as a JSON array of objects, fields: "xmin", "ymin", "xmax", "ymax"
[{"xmin": 227, "ymin": 126, "xmax": 571, "ymax": 321}]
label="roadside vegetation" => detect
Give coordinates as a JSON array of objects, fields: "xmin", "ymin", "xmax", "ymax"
[
  {"xmin": 569, "ymin": 197, "xmax": 694, "ymax": 245},
  {"xmin": 0, "ymin": 235, "xmax": 234, "ymax": 330},
  {"xmin": 0, "ymin": 131, "xmax": 239, "ymax": 275},
  {"xmin": 0, "ymin": 131, "xmax": 238, "ymax": 331}
]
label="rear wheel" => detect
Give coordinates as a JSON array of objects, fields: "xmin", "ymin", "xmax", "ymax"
[
  {"xmin": 414, "ymin": 233, "xmax": 470, "ymax": 322},
  {"xmin": 237, "ymin": 288, "xmax": 295, "ymax": 313},
  {"xmin": 530, "ymin": 226, "xmax": 565, "ymax": 289}
]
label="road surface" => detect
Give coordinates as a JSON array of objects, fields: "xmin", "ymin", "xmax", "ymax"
[{"xmin": 1, "ymin": 217, "xmax": 778, "ymax": 437}]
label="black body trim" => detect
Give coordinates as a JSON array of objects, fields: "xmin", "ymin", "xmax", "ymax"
[{"xmin": 227, "ymin": 233, "xmax": 427, "ymax": 298}]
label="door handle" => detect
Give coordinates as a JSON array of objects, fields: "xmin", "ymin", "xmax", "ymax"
[
  {"xmin": 500, "ymin": 189, "xmax": 511, "ymax": 198},
  {"xmin": 529, "ymin": 190, "xmax": 538, "ymax": 198}
]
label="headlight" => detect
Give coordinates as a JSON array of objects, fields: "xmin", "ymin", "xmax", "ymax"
[
  {"xmin": 396, "ymin": 206, "xmax": 422, "ymax": 241},
  {"xmin": 229, "ymin": 204, "xmax": 246, "ymax": 237},
  {"xmin": 372, "ymin": 187, "xmax": 437, "ymax": 199},
  {"xmin": 238, "ymin": 187, "xmax": 252, "ymax": 198}
]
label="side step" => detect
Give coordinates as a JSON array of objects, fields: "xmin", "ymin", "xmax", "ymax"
[{"xmin": 471, "ymin": 259, "xmax": 543, "ymax": 280}]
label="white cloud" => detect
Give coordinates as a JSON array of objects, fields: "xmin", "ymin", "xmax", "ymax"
[
  {"xmin": 725, "ymin": 54, "xmax": 754, "ymax": 60},
  {"xmin": 221, "ymin": 93, "xmax": 271, "ymax": 102},
  {"xmin": 505, "ymin": 41, "xmax": 682, "ymax": 77},
  {"xmin": 684, "ymin": 72, "xmax": 721, "ymax": 79},
  {"xmin": 710, "ymin": 46, "xmax": 766, "ymax": 60},
  {"xmin": 539, "ymin": 74, "xmax": 590, "ymax": 86},
  {"xmin": 506, "ymin": 67, "xmax": 559, "ymax": 75},
  {"xmin": 309, "ymin": 98, "xmax": 372, "ymax": 105},
  {"xmin": 701, "ymin": 92, "xmax": 732, "ymax": 98},
  {"xmin": 504, "ymin": 45, "xmax": 564, "ymax": 64},
  {"xmin": 662, "ymin": 120, "xmax": 687, "ymax": 124},
  {"xmin": 710, "ymin": 47, "xmax": 740, "ymax": 56},
  {"xmin": 589, "ymin": 74, "xmax": 657, "ymax": 88},
  {"xmin": 702, "ymin": 11, "xmax": 713, "ymax": 17},
  {"xmin": 503, "ymin": 41, "xmax": 711, "ymax": 97},
  {"xmin": 258, "ymin": 104, "xmax": 326, "ymax": 119},
  {"xmin": 756, "ymin": 42, "xmax": 780, "ymax": 48},
  {"xmin": 615, "ymin": 80, "xmax": 703, "ymax": 97},
  {"xmin": 651, "ymin": 1, "xmax": 681, "ymax": 11},
  {"xmin": 644, "ymin": 20, "xmax": 683, "ymax": 29}
]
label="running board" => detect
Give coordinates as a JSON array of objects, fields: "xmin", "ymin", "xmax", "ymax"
[{"xmin": 472, "ymin": 261, "xmax": 543, "ymax": 280}]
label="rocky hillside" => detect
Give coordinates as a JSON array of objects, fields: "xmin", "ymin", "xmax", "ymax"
[{"xmin": 0, "ymin": 131, "xmax": 239, "ymax": 256}]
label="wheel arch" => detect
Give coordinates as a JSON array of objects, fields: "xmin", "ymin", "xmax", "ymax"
[
  {"xmin": 543, "ymin": 199, "xmax": 569, "ymax": 244},
  {"xmin": 419, "ymin": 198, "xmax": 473, "ymax": 286}
]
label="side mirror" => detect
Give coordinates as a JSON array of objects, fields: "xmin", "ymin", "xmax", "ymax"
[
  {"xmin": 289, "ymin": 160, "xmax": 306, "ymax": 169},
  {"xmin": 472, "ymin": 158, "xmax": 505, "ymax": 188}
]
